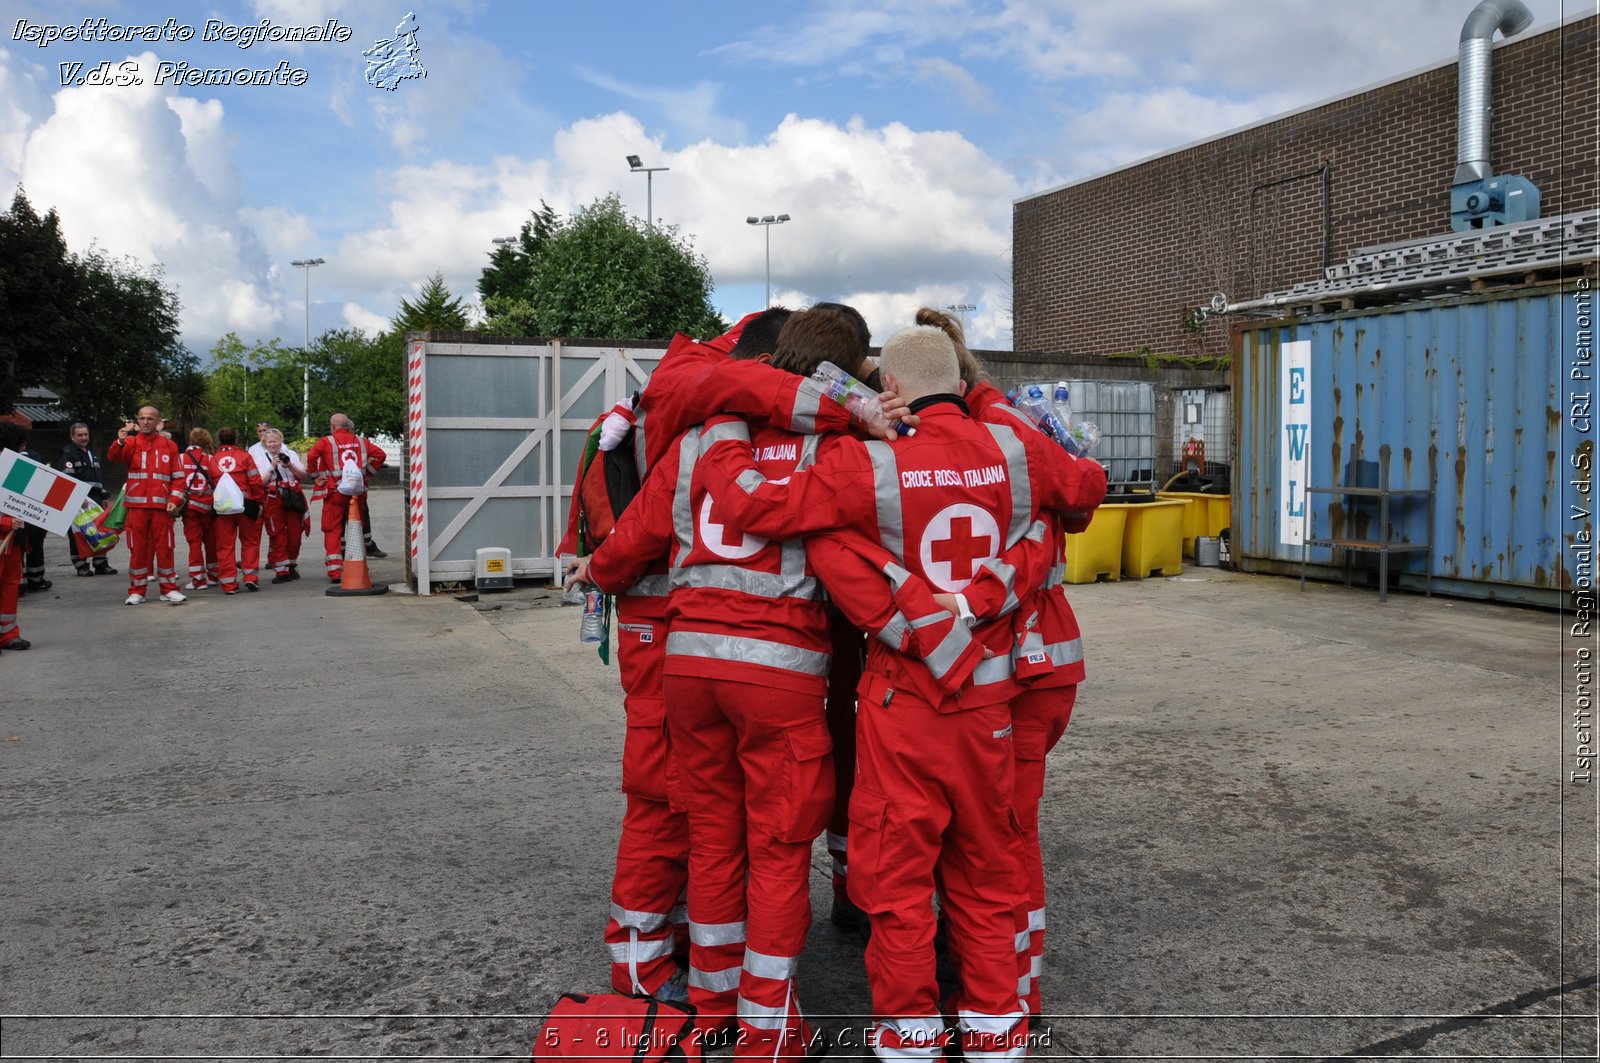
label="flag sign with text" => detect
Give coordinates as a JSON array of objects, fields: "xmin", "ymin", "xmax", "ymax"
[
  {"xmin": 0, "ymin": 450, "xmax": 92, "ymax": 536},
  {"xmin": 1279, "ymin": 339, "xmax": 1312, "ymax": 547}
]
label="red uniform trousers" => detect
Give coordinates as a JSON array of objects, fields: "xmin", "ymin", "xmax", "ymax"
[
  {"xmin": 826, "ymin": 611, "xmax": 864, "ymax": 907},
  {"xmin": 604, "ymin": 596, "xmax": 691, "ymax": 1002},
  {"xmin": 1009, "ymin": 684, "xmax": 1076, "ymax": 1015},
  {"xmin": 849, "ymin": 684, "xmax": 1028, "ymax": 1063},
  {"xmin": 663, "ymin": 672, "xmax": 833, "ymax": 1056},
  {"xmin": 0, "ymin": 536, "xmax": 21, "ymax": 647},
  {"xmin": 182, "ymin": 508, "xmax": 219, "ymax": 587},
  {"xmin": 214, "ymin": 513, "xmax": 262, "ymax": 590},
  {"xmin": 123, "ymin": 508, "xmax": 179, "ymax": 598},
  {"xmin": 263, "ymin": 496, "xmax": 305, "ymax": 576},
  {"xmin": 320, "ymin": 492, "xmax": 364, "ymax": 579}
]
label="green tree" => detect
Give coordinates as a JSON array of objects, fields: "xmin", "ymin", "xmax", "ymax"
[
  {"xmin": 0, "ymin": 188, "xmax": 80, "ymax": 411},
  {"xmin": 478, "ymin": 194, "xmax": 725, "ymax": 341},
  {"xmin": 157, "ymin": 347, "xmax": 210, "ymax": 443},
  {"xmin": 203, "ymin": 332, "xmax": 299, "ymax": 434},
  {"xmin": 58, "ymin": 250, "xmax": 185, "ymax": 430},
  {"xmin": 479, "ymin": 202, "xmax": 557, "ymax": 305},
  {"xmin": 310, "ymin": 327, "xmax": 405, "ymax": 439},
  {"xmin": 394, "ymin": 271, "xmax": 470, "ymax": 333}
]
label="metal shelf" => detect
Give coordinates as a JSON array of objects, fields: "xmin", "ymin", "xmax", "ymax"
[{"xmin": 1299, "ymin": 444, "xmax": 1433, "ymax": 603}]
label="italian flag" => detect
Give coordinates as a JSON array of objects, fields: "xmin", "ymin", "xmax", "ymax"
[{"xmin": 3, "ymin": 457, "xmax": 77, "ymax": 511}]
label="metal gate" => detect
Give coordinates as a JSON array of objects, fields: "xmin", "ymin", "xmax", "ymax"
[{"xmin": 404, "ymin": 334, "xmax": 664, "ymax": 594}]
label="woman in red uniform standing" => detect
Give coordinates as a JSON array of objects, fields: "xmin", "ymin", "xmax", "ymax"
[{"xmin": 258, "ymin": 428, "xmax": 309, "ymax": 582}]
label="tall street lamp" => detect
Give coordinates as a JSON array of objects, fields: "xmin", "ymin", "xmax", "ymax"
[
  {"xmin": 291, "ymin": 257, "xmax": 325, "ymax": 437},
  {"xmin": 626, "ymin": 154, "xmax": 669, "ymax": 230},
  {"xmin": 746, "ymin": 214, "xmax": 791, "ymax": 308},
  {"xmin": 947, "ymin": 303, "xmax": 976, "ymax": 335}
]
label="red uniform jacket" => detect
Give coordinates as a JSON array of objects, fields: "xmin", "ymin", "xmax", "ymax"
[
  {"xmin": 106, "ymin": 432, "xmax": 184, "ymax": 509},
  {"xmin": 209, "ymin": 445, "xmax": 265, "ymax": 502},
  {"xmin": 700, "ymin": 400, "xmax": 1107, "ymax": 710},
  {"xmin": 180, "ymin": 446, "xmax": 214, "ymax": 512},
  {"xmin": 305, "ymin": 432, "xmax": 387, "ymax": 498}
]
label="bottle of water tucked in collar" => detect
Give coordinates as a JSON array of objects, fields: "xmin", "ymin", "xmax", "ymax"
[
  {"xmin": 579, "ymin": 588, "xmax": 606, "ymax": 644},
  {"xmin": 811, "ymin": 361, "xmax": 915, "ymax": 438}
]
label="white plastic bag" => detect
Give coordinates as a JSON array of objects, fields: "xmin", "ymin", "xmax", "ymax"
[
  {"xmin": 337, "ymin": 453, "xmax": 367, "ymax": 496},
  {"xmin": 212, "ymin": 473, "xmax": 245, "ymax": 514}
]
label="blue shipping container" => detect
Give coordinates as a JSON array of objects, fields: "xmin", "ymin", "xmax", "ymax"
[{"xmin": 1233, "ymin": 281, "xmax": 1595, "ymax": 608}]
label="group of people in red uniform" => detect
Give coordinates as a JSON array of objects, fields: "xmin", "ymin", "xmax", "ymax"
[
  {"xmin": 103, "ymin": 407, "xmax": 387, "ymax": 604},
  {"xmin": 561, "ymin": 304, "xmax": 1108, "ymax": 1061}
]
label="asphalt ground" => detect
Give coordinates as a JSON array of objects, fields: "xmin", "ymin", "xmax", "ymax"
[{"xmin": 1, "ymin": 486, "xmax": 1595, "ymax": 1061}]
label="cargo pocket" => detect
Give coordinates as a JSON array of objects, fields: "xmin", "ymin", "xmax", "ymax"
[
  {"xmin": 620, "ymin": 698, "xmax": 669, "ymax": 803},
  {"xmin": 772, "ymin": 723, "xmax": 834, "ymax": 844},
  {"xmin": 845, "ymin": 785, "xmax": 890, "ymax": 911}
]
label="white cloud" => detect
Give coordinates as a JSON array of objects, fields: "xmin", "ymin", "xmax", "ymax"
[
  {"xmin": 341, "ymin": 301, "xmax": 388, "ymax": 335},
  {"xmin": 575, "ymin": 67, "xmax": 747, "ymax": 145}
]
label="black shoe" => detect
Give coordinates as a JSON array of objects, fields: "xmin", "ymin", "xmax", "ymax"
[
  {"xmin": 244, "ymin": 581, "xmax": 260, "ymax": 592},
  {"xmin": 288, "ymin": 566, "xmax": 300, "ymax": 580},
  {"xmin": 272, "ymin": 574, "xmax": 293, "ymax": 584},
  {"xmin": 3, "ymin": 638, "xmax": 31, "ymax": 650},
  {"xmin": 76, "ymin": 566, "xmax": 94, "ymax": 576},
  {"xmin": 25, "ymin": 579, "xmax": 51, "ymax": 592},
  {"xmin": 95, "ymin": 564, "xmax": 117, "ymax": 575},
  {"xmin": 365, "ymin": 542, "xmax": 388, "ymax": 558}
]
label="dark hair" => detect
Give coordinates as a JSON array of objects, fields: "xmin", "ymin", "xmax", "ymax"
[
  {"xmin": 812, "ymin": 302, "xmax": 871, "ymax": 359},
  {"xmin": 217, "ymin": 426, "xmax": 238, "ymax": 446},
  {"xmin": 768, "ymin": 308, "xmax": 871, "ymax": 380},
  {"xmin": 0, "ymin": 421, "xmax": 25, "ymax": 453},
  {"xmin": 728, "ymin": 306, "xmax": 794, "ymax": 361}
]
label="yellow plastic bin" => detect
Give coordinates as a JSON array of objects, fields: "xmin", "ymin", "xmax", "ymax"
[
  {"xmin": 1158, "ymin": 491, "xmax": 1232, "ymax": 557},
  {"xmin": 1062, "ymin": 503, "xmax": 1130, "ymax": 583},
  {"xmin": 1121, "ymin": 498, "xmax": 1191, "ymax": 578}
]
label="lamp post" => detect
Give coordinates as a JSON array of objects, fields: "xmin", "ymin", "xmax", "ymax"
[
  {"xmin": 946, "ymin": 303, "xmax": 976, "ymax": 335},
  {"xmin": 291, "ymin": 257, "xmax": 325, "ymax": 437},
  {"xmin": 746, "ymin": 214, "xmax": 791, "ymax": 308},
  {"xmin": 626, "ymin": 154, "xmax": 670, "ymax": 229}
]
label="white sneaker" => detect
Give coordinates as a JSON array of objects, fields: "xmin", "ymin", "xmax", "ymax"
[
  {"xmin": 124, "ymin": 593, "xmax": 145, "ymax": 605},
  {"xmin": 160, "ymin": 590, "xmax": 187, "ymax": 604},
  {"xmin": 184, "ymin": 581, "xmax": 207, "ymax": 591}
]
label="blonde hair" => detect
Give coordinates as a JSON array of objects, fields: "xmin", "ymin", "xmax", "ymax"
[
  {"xmin": 878, "ymin": 325, "xmax": 958, "ymax": 399},
  {"xmin": 915, "ymin": 306, "xmax": 983, "ymax": 388}
]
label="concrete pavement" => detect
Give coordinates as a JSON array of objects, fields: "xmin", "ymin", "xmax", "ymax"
[{"xmin": 1, "ymin": 486, "xmax": 1593, "ymax": 1059}]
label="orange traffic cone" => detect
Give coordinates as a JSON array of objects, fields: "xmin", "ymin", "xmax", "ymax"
[{"xmin": 326, "ymin": 494, "xmax": 389, "ymax": 597}]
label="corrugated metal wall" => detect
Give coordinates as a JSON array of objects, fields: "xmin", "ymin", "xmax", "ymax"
[{"xmin": 1233, "ymin": 282, "xmax": 1591, "ymax": 608}]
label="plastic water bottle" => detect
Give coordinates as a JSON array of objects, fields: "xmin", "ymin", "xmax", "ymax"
[
  {"xmin": 812, "ymin": 361, "xmax": 915, "ymax": 438},
  {"xmin": 1009, "ymin": 385, "xmax": 1073, "ymax": 449},
  {"xmin": 1052, "ymin": 382, "xmax": 1072, "ymax": 428},
  {"xmin": 579, "ymin": 588, "xmax": 605, "ymax": 643},
  {"xmin": 1063, "ymin": 420, "xmax": 1102, "ymax": 457}
]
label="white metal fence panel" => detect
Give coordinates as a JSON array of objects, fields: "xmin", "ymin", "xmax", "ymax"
[{"xmin": 406, "ymin": 336, "xmax": 663, "ymax": 595}]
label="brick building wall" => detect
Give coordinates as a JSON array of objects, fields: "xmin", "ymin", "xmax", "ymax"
[{"xmin": 1013, "ymin": 15, "xmax": 1598, "ymax": 360}]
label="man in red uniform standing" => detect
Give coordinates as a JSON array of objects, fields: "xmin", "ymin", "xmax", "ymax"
[
  {"xmin": 106, "ymin": 405, "xmax": 187, "ymax": 605},
  {"xmin": 305, "ymin": 413, "xmax": 387, "ymax": 583},
  {"xmin": 209, "ymin": 427, "xmax": 266, "ymax": 594}
]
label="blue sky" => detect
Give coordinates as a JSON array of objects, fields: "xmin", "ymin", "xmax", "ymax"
[{"xmin": 0, "ymin": 0, "xmax": 1587, "ymax": 353}]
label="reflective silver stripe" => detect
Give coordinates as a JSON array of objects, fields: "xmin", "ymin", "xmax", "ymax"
[
  {"xmin": 632, "ymin": 409, "xmax": 650, "ymax": 479},
  {"xmin": 701, "ymin": 420, "xmax": 751, "ymax": 446},
  {"xmin": 972, "ymin": 652, "xmax": 1015, "ymax": 688},
  {"xmin": 919, "ymin": 620, "xmax": 973, "ymax": 682},
  {"xmin": 672, "ymin": 563, "xmax": 823, "ymax": 601},
  {"xmin": 737, "ymin": 997, "xmax": 794, "ymax": 1030},
  {"xmin": 864, "ymin": 441, "xmax": 903, "ymax": 560},
  {"xmin": 689, "ymin": 964, "xmax": 742, "ymax": 993},
  {"xmin": 1028, "ymin": 954, "xmax": 1043, "ymax": 977},
  {"xmin": 608, "ymin": 937, "xmax": 675, "ymax": 963},
  {"xmin": 789, "ymin": 380, "xmax": 825, "ymax": 435},
  {"xmin": 1015, "ymin": 629, "xmax": 1046, "ymax": 669},
  {"xmin": 742, "ymin": 948, "xmax": 800, "ymax": 982},
  {"xmin": 1028, "ymin": 907, "xmax": 1046, "ymax": 933},
  {"xmin": 1047, "ymin": 563, "xmax": 1066, "ymax": 585},
  {"xmin": 669, "ymin": 430, "xmax": 703, "ymax": 582},
  {"xmin": 1013, "ymin": 929, "xmax": 1031, "ymax": 952},
  {"xmin": 956, "ymin": 1010, "xmax": 1027, "ymax": 1035},
  {"xmin": 1044, "ymin": 637, "xmax": 1084, "ymax": 667},
  {"xmin": 973, "ymin": 556, "xmax": 1020, "ymax": 615},
  {"xmin": 989, "ymin": 403, "xmax": 1035, "ymax": 431},
  {"xmin": 670, "ymin": 900, "xmax": 687, "ymax": 925},
  {"xmin": 611, "ymin": 902, "xmax": 672, "ymax": 934},
  {"xmin": 876, "ymin": 611, "xmax": 910, "ymax": 650},
  {"xmin": 1017, "ymin": 973, "xmax": 1031, "ymax": 997},
  {"xmin": 666, "ymin": 630, "xmax": 830, "ymax": 677},
  {"xmin": 689, "ymin": 919, "xmax": 747, "ymax": 947},
  {"xmin": 983, "ymin": 423, "xmax": 1034, "ymax": 550},
  {"xmin": 624, "ymin": 573, "xmax": 671, "ymax": 598}
]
